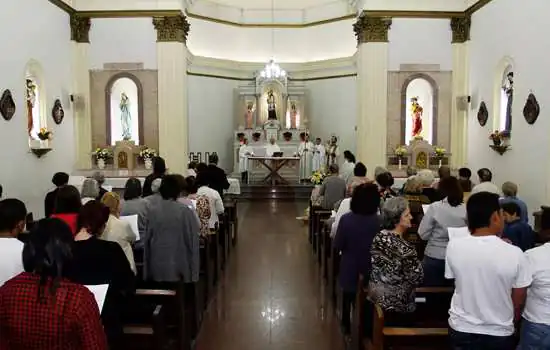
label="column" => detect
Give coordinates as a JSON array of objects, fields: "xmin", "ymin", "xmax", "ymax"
[
  {"xmin": 70, "ymin": 15, "xmax": 92, "ymax": 169},
  {"xmin": 450, "ymin": 16, "xmax": 471, "ymax": 168},
  {"xmin": 153, "ymin": 15, "xmax": 190, "ymax": 175},
  {"xmin": 354, "ymin": 15, "xmax": 391, "ymax": 174}
]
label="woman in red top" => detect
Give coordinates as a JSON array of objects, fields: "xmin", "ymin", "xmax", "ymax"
[
  {"xmin": 51, "ymin": 184, "xmax": 81, "ymax": 234},
  {"xmin": 0, "ymin": 218, "xmax": 107, "ymax": 349}
]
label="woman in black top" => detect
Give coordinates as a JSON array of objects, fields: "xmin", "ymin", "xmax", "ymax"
[
  {"xmin": 64, "ymin": 201, "xmax": 135, "ymax": 349},
  {"xmin": 142, "ymin": 157, "xmax": 166, "ymax": 197}
]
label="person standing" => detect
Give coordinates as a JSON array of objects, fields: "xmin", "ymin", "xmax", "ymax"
[
  {"xmin": 142, "ymin": 157, "xmax": 167, "ymax": 197},
  {"xmin": 206, "ymin": 153, "xmax": 230, "ymax": 199},
  {"xmin": 44, "ymin": 172, "xmax": 69, "ymax": 217},
  {"xmin": 326, "ymin": 136, "xmax": 340, "ymax": 168},
  {"xmin": 239, "ymin": 138, "xmax": 254, "ymax": 184},
  {"xmin": 312, "ymin": 137, "xmax": 325, "ymax": 172},
  {"xmin": 445, "ymin": 192, "xmax": 531, "ymax": 350},
  {"xmin": 0, "ymin": 199, "xmax": 27, "ymax": 286},
  {"xmin": 265, "ymin": 137, "xmax": 281, "ymax": 157},
  {"xmin": 298, "ymin": 133, "xmax": 314, "ymax": 182}
]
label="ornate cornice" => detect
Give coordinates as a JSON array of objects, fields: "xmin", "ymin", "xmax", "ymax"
[
  {"xmin": 153, "ymin": 15, "xmax": 190, "ymax": 43},
  {"xmin": 450, "ymin": 16, "xmax": 471, "ymax": 43},
  {"xmin": 70, "ymin": 15, "xmax": 91, "ymax": 43},
  {"xmin": 353, "ymin": 15, "xmax": 392, "ymax": 44}
]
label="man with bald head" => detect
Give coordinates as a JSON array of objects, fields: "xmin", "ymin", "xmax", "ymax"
[{"xmin": 265, "ymin": 137, "xmax": 281, "ymax": 157}]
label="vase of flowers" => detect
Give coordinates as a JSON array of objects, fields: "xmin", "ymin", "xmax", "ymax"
[
  {"xmin": 433, "ymin": 146, "xmax": 446, "ymax": 167},
  {"xmin": 489, "ymin": 130, "xmax": 509, "ymax": 146},
  {"xmin": 139, "ymin": 147, "xmax": 157, "ymax": 170},
  {"xmin": 37, "ymin": 128, "xmax": 52, "ymax": 147},
  {"xmin": 394, "ymin": 145, "xmax": 407, "ymax": 170},
  {"xmin": 283, "ymin": 131, "xmax": 293, "ymax": 142},
  {"xmin": 252, "ymin": 132, "xmax": 261, "ymax": 142},
  {"xmin": 94, "ymin": 147, "xmax": 112, "ymax": 169},
  {"xmin": 310, "ymin": 170, "xmax": 326, "ymax": 206}
]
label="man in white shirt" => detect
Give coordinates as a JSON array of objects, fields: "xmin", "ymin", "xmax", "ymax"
[
  {"xmin": 445, "ymin": 192, "xmax": 531, "ymax": 350},
  {"xmin": 298, "ymin": 133, "xmax": 314, "ymax": 182},
  {"xmin": 0, "ymin": 198, "xmax": 27, "ymax": 286},
  {"xmin": 238, "ymin": 138, "xmax": 254, "ymax": 184},
  {"xmin": 471, "ymin": 168, "xmax": 500, "ymax": 195},
  {"xmin": 196, "ymin": 173, "xmax": 224, "ymax": 232},
  {"xmin": 265, "ymin": 137, "xmax": 281, "ymax": 157},
  {"xmin": 518, "ymin": 240, "xmax": 550, "ymax": 348},
  {"xmin": 312, "ymin": 137, "xmax": 325, "ymax": 172}
]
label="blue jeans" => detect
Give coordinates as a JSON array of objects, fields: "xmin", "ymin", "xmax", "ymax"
[
  {"xmin": 422, "ymin": 256, "xmax": 453, "ymax": 287},
  {"xmin": 450, "ymin": 328, "xmax": 515, "ymax": 350},
  {"xmin": 518, "ymin": 318, "xmax": 550, "ymax": 349}
]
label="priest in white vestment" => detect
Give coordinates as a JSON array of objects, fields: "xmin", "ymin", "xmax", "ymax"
[
  {"xmin": 265, "ymin": 137, "xmax": 281, "ymax": 157},
  {"xmin": 312, "ymin": 137, "xmax": 325, "ymax": 173},
  {"xmin": 298, "ymin": 134, "xmax": 314, "ymax": 181},
  {"xmin": 239, "ymin": 138, "xmax": 254, "ymax": 183}
]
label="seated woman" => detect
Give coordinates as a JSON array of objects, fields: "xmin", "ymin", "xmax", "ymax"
[
  {"xmin": 458, "ymin": 167, "xmax": 473, "ymax": 201},
  {"xmin": 51, "ymin": 184, "xmax": 82, "ymax": 234},
  {"xmin": 346, "ymin": 162, "xmax": 370, "ymax": 197},
  {"xmin": 0, "ymin": 218, "xmax": 107, "ymax": 349},
  {"xmin": 182, "ymin": 176, "xmax": 211, "ymax": 237},
  {"xmin": 417, "ymin": 169, "xmax": 442, "ymax": 203},
  {"xmin": 418, "ymin": 176, "xmax": 466, "ymax": 286},
  {"xmin": 333, "ymin": 183, "xmax": 381, "ymax": 335},
  {"xmin": 81, "ymin": 178, "xmax": 99, "ymax": 204},
  {"xmin": 320, "ymin": 164, "xmax": 347, "ymax": 210},
  {"xmin": 339, "ymin": 150, "xmax": 356, "ymax": 184},
  {"xmin": 369, "ymin": 197, "xmax": 423, "ymax": 313},
  {"xmin": 331, "ymin": 180, "xmax": 368, "ymax": 238},
  {"xmin": 65, "ymin": 201, "xmax": 135, "ymax": 349},
  {"xmin": 121, "ymin": 177, "xmax": 148, "ymax": 243},
  {"xmin": 101, "ymin": 192, "xmax": 137, "ymax": 274},
  {"xmin": 376, "ymin": 171, "xmax": 397, "ymax": 202}
]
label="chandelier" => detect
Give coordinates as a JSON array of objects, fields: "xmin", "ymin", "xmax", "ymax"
[{"xmin": 260, "ymin": 59, "xmax": 286, "ymax": 79}]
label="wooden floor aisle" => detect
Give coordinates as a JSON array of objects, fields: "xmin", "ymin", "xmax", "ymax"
[{"xmin": 195, "ymin": 200, "xmax": 345, "ymax": 350}]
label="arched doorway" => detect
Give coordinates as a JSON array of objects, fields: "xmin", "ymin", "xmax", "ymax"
[{"xmin": 401, "ymin": 74, "xmax": 438, "ymax": 145}]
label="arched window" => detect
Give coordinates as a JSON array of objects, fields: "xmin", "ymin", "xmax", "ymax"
[
  {"xmin": 108, "ymin": 77, "xmax": 140, "ymax": 145},
  {"xmin": 25, "ymin": 61, "xmax": 46, "ymax": 140},
  {"xmin": 499, "ymin": 68, "xmax": 513, "ymax": 132},
  {"xmin": 404, "ymin": 78, "xmax": 435, "ymax": 145}
]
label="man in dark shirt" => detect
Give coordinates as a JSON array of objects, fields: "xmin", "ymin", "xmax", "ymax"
[
  {"xmin": 44, "ymin": 172, "xmax": 69, "ymax": 217},
  {"xmin": 206, "ymin": 153, "xmax": 230, "ymax": 198},
  {"xmin": 502, "ymin": 202, "xmax": 534, "ymax": 251},
  {"xmin": 142, "ymin": 157, "xmax": 166, "ymax": 197}
]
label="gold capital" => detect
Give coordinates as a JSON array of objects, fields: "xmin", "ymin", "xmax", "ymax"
[
  {"xmin": 353, "ymin": 15, "xmax": 392, "ymax": 44},
  {"xmin": 153, "ymin": 15, "xmax": 190, "ymax": 43},
  {"xmin": 70, "ymin": 15, "xmax": 91, "ymax": 43},
  {"xmin": 450, "ymin": 16, "xmax": 471, "ymax": 43}
]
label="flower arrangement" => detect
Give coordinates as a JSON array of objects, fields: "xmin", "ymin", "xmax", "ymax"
[
  {"xmin": 394, "ymin": 145, "xmax": 407, "ymax": 158},
  {"xmin": 489, "ymin": 130, "xmax": 509, "ymax": 145},
  {"xmin": 236, "ymin": 132, "xmax": 245, "ymax": 142},
  {"xmin": 139, "ymin": 147, "xmax": 157, "ymax": 160},
  {"xmin": 37, "ymin": 128, "xmax": 52, "ymax": 141},
  {"xmin": 283, "ymin": 131, "xmax": 292, "ymax": 141},
  {"xmin": 252, "ymin": 132, "xmax": 261, "ymax": 142},
  {"xmin": 94, "ymin": 147, "xmax": 112, "ymax": 160},
  {"xmin": 310, "ymin": 170, "xmax": 326, "ymax": 185},
  {"xmin": 433, "ymin": 146, "xmax": 446, "ymax": 158}
]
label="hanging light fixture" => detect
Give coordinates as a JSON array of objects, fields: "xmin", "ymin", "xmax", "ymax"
[{"xmin": 257, "ymin": 0, "xmax": 287, "ymax": 81}]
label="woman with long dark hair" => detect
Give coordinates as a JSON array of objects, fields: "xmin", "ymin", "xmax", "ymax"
[
  {"xmin": 0, "ymin": 218, "xmax": 107, "ymax": 349},
  {"xmin": 142, "ymin": 156, "xmax": 167, "ymax": 197},
  {"xmin": 51, "ymin": 184, "xmax": 82, "ymax": 234}
]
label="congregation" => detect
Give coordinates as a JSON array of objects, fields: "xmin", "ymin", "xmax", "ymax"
[
  {"xmin": 0, "ymin": 155, "xmax": 232, "ymax": 349},
  {"xmin": 310, "ymin": 151, "xmax": 548, "ymax": 349}
]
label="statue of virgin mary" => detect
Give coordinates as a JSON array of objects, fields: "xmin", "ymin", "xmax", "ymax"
[{"xmin": 120, "ymin": 92, "xmax": 132, "ymax": 140}]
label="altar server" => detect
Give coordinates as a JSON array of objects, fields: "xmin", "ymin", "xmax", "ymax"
[
  {"xmin": 265, "ymin": 137, "xmax": 281, "ymax": 157},
  {"xmin": 239, "ymin": 138, "xmax": 254, "ymax": 183},
  {"xmin": 298, "ymin": 133, "xmax": 314, "ymax": 181},
  {"xmin": 312, "ymin": 137, "xmax": 325, "ymax": 173}
]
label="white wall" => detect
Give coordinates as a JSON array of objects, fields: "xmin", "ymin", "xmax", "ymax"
[
  {"xmin": 89, "ymin": 18, "xmax": 157, "ymax": 69},
  {"xmin": 187, "ymin": 18, "xmax": 357, "ymax": 62},
  {"xmin": 0, "ymin": 0, "xmax": 75, "ymax": 217},
  {"xmin": 307, "ymin": 77, "xmax": 357, "ymax": 164},
  {"xmin": 188, "ymin": 75, "xmax": 238, "ymax": 171},
  {"xmin": 388, "ymin": 18, "xmax": 453, "ymax": 71},
  {"xmin": 468, "ymin": 0, "xmax": 549, "ymax": 216}
]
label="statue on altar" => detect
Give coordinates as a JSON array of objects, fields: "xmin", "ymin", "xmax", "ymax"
[
  {"xmin": 120, "ymin": 92, "xmax": 132, "ymax": 141},
  {"xmin": 245, "ymin": 102, "xmax": 255, "ymax": 129},
  {"xmin": 289, "ymin": 102, "xmax": 298, "ymax": 129},
  {"xmin": 411, "ymin": 97, "xmax": 423, "ymax": 138},
  {"xmin": 267, "ymin": 90, "xmax": 277, "ymax": 120}
]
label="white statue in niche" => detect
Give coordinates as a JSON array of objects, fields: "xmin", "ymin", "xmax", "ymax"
[{"xmin": 120, "ymin": 92, "xmax": 132, "ymax": 140}]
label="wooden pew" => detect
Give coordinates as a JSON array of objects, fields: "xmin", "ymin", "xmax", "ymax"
[
  {"xmin": 224, "ymin": 198, "xmax": 238, "ymax": 247},
  {"xmin": 354, "ymin": 284, "xmax": 453, "ymax": 350},
  {"xmin": 123, "ymin": 303, "xmax": 168, "ymax": 349},
  {"xmin": 311, "ymin": 206, "xmax": 332, "ymax": 255}
]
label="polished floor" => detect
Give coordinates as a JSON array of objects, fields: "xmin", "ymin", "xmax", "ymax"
[{"xmin": 196, "ymin": 200, "xmax": 345, "ymax": 350}]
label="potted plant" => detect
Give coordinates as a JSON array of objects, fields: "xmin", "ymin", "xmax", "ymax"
[
  {"xmin": 283, "ymin": 131, "xmax": 293, "ymax": 142},
  {"xmin": 394, "ymin": 145, "xmax": 407, "ymax": 169},
  {"xmin": 236, "ymin": 132, "xmax": 245, "ymax": 143},
  {"xmin": 433, "ymin": 146, "xmax": 447, "ymax": 167},
  {"xmin": 310, "ymin": 170, "xmax": 326, "ymax": 206},
  {"xmin": 139, "ymin": 147, "xmax": 157, "ymax": 169},
  {"xmin": 94, "ymin": 147, "xmax": 112, "ymax": 170},
  {"xmin": 252, "ymin": 132, "xmax": 261, "ymax": 142},
  {"xmin": 37, "ymin": 127, "xmax": 53, "ymax": 141}
]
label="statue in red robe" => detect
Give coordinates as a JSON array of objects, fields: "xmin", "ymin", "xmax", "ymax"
[{"xmin": 411, "ymin": 97, "xmax": 423, "ymax": 138}]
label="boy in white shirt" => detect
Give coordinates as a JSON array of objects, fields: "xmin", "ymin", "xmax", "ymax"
[
  {"xmin": 0, "ymin": 198, "xmax": 27, "ymax": 286},
  {"xmin": 445, "ymin": 192, "xmax": 531, "ymax": 350}
]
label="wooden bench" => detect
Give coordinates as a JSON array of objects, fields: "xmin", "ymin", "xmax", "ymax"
[
  {"xmin": 311, "ymin": 207, "xmax": 332, "ymax": 255},
  {"xmin": 354, "ymin": 283, "xmax": 453, "ymax": 350},
  {"xmin": 123, "ymin": 304, "xmax": 168, "ymax": 350},
  {"xmin": 223, "ymin": 198, "xmax": 238, "ymax": 246}
]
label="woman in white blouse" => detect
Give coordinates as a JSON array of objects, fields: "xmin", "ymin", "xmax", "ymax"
[
  {"xmin": 100, "ymin": 192, "xmax": 137, "ymax": 274},
  {"xmin": 339, "ymin": 150, "xmax": 356, "ymax": 184}
]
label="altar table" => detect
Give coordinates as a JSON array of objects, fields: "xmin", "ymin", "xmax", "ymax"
[{"xmin": 249, "ymin": 156, "xmax": 300, "ymax": 185}]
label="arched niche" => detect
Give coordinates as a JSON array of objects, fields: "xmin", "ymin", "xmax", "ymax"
[
  {"xmin": 493, "ymin": 57, "xmax": 514, "ymax": 134},
  {"xmin": 401, "ymin": 73, "xmax": 438, "ymax": 145},
  {"xmin": 105, "ymin": 73, "xmax": 144, "ymax": 145},
  {"xmin": 24, "ymin": 59, "xmax": 47, "ymax": 140},
  {"xmin": 258, "ymin": 80, "xmax": 285, "ymax": 125}
]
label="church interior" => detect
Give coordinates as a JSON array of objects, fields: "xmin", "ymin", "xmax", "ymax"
[{"xmin": 1, "ymin": 0, "xmax": 550, "ymax": 349}]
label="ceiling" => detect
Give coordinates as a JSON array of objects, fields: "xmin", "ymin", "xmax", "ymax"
[{"xmin": 192, "ymin": 0, "xmax": 344, "ymax": 10}]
